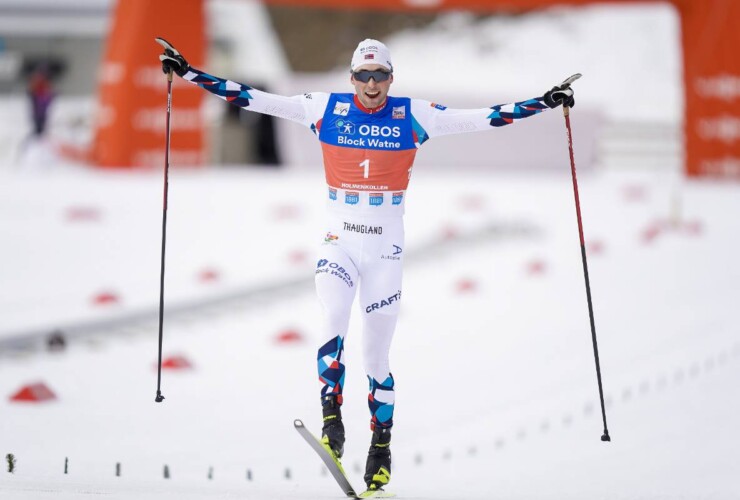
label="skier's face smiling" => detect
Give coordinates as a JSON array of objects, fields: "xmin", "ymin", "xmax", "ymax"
[{"xmin": 351, "ymin": 64, "xmax": 393, "ymax": 110}]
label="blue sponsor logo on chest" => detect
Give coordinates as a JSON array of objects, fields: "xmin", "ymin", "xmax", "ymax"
[
  {"xmin": 392, "ymin": 192, "xmax": 403, "ymax": 205},
  {"xmin": 369, "ymin": 193, "xmax": 384, "ymax": 206},
  {"xmin": 345, "ymin": 191, "xmax": 359, "ymax": 205}
]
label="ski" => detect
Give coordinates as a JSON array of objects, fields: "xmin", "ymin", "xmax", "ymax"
[
  {"xmin": 358, "ymin": 489, "xmax": 396, "ymax": 498},
  {"xmin": 294, "ymin": 418, "xmax": 359, "ymax": 498},
  {"xmin": 294, "ymin": 419, "xmax": 396, "ymax": 498}
]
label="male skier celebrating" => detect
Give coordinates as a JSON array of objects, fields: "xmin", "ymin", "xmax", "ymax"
[{"xmin": 158, "ymin": 38, "xmax": 575, "ymax": 493}]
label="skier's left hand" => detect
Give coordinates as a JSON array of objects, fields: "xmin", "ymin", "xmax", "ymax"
[{"xmin": 543, "ymin": 83, "xmax": 575, "ymax": 109}]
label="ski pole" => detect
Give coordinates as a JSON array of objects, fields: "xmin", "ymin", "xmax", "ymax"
[
  {"xmin": 154, "ymin": 60, "xmax": 174, "ymax": 404},
  {"xmin": 561, "ymin": 75, "xmax": 610, "ymax": 441}
]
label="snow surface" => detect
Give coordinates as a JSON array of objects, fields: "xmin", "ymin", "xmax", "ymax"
[{"xmin": 1, "ymin": 161, "xmax": 739, "ymax": 499}]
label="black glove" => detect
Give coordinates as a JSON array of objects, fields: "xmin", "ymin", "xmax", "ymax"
[
  {"xmin": 155, "ymin": 37, "xmax": 189, "ymax": 77},
  {"xmin": 543, "ymin": 84, "xmax": 575, "ymax": 109}
]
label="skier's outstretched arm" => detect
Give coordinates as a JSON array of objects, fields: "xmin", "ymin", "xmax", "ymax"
[
  {"xmin": 157, "ymin": 37, "xmax": 325, "ymax": 129},
  {"xmin": 410, "ymin": 80, "xmax": 575, "ymax": 143}
]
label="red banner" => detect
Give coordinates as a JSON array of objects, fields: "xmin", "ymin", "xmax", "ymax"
[
  {"xmin": 676, "ymin": 0, "xmax": 740, "ymax": 178},
  {"xmin": 92, "ymin": 0, "xmax": 205, "ymax": 168}
]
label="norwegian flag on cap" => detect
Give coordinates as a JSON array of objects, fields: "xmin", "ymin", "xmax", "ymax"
[{"xmin": 351, "ymin": 38, "xmax": 393, "ymax": 72}]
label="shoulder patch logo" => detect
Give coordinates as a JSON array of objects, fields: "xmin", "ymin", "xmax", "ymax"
[
  {"xmin": 333, "ymin": 102, "xmax": 350, "ymax": 116},
  {"xmin": 392, "ymin": 106, "xmax": 406, "ymax": 119}
]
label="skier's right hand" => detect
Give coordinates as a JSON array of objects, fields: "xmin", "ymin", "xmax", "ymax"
[{"xmin": 156, "ymin": 37, "xmax": 190, "ymax": 77}]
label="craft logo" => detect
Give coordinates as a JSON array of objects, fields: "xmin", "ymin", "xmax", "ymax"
[
  {"xmin": 328, "ymin": 187, "xmax": 337, "ymax": 200},
  {"xmin": 336, "ymin": 119, "xmax": 355, "ymax": 135},
  {"xmin": 333, "ymin": 102, "xmax": 350, "ymax": 116},
  {"xmin": 324, "ymin": 232, "xmax": 339, "ymax": 244},
  {"xmin": 345, "ymin": 191, "xmax": 359, "ymax": 205},
  {"xmin": 369, "ymin": 193, "xmax": 384, "ymax": 206},
  {"xmin": 392, "ymin": 192, "xmax": 403, "ymax": 205},
  {"xmin": 366, "ymin": 290, "xmax": 402, "ymax": 313},
  {"xmin": 392, "ymin": 106, "xmax": 406, "ymax": 119},
  {"xmin": 430, "ymin": 102, "xmax": 447, "ymax": 111}
]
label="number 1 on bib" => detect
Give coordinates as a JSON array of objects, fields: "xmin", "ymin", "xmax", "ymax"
[{"xmin": 360, "ymin": 159, "xmax": 370, "ymax": 179}]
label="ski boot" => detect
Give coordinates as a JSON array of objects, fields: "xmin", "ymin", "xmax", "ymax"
[
  {"xmin": 321, "ymin": 395, "xmax": 345, "ymax": 458},
  {"xmin": 364, "ymin": 426, "xmax": 391, "ymax": 491}
]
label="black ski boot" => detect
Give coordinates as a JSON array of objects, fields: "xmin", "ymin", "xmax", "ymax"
[
  {"xmin": 364, "ymin": 426, "xmax": 391, "ymax": 491},
  {"xmin": 320, "ymin": 395, "xmax": 345, "ymax": 458}
]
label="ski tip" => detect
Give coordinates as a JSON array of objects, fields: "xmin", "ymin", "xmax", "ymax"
[{"xmin": 294, "ymin": 418, "xmax": 304, "ymax": 428}]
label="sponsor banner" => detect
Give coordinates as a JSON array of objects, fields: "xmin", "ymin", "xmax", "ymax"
[
  {"xmin": 92, "ymin": 0, "xmax": 206, "ymax": 168},
  {"xmin": 677, "ymin": 1, "xmax": 740, "ymax": 178}
]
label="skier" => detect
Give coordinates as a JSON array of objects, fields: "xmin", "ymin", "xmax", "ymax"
[{"xmin": 158, "ymin": 38, "xmax": 575, "ymax": 493}]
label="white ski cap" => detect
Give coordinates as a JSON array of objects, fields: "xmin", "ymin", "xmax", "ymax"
[{"xmin": 351, "ymin": 39, "xmax": 393, "ymax": 72}]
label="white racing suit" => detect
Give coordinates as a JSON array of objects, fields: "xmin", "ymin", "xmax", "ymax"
[{"xmin": 181, "ymin": 68, "xmax": 552, "ymax": 429}]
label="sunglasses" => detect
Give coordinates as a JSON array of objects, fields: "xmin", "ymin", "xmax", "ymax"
[{"xmin": 352, "ymin": 70, "xmax": 392, "ymax": 83}]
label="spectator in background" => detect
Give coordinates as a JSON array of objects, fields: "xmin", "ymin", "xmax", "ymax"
[{"xmin": 27, "ymin": 65, "xmax": 55, "ymax": 137}]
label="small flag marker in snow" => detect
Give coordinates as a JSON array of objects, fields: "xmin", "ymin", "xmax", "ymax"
[
  {"xmin": 198, "ymin": 268, "xmax": 220, "ymax": 283},
  {"xmin": 456, "ymin": 278, "xmax": 477, "ymax": 293},
  {"xmin": 275, "ymin": 329, "xmax": 304, "ymax": 344},
  {"xmin": 92, "ymin": 291, "xmax": 120, "ymax": 306},
  {"xmin": 587, "ymin": 240, "xmax": 605, "ymax": 255},
  {"xmin": 288, "ymin": 249, "xmax": 308, "ymax": 264},
  {"xmin": 160, "ymin": 355, "xmax": 194, "ymax": 370},
  {"xmin": 65, "ymin": 206, "xmax": 101, "ymax": 222},
  {"xmin": 10, "ymin": 382, "xmax": 57, "ymax": 403},
  {"xmin": 526, "ymin": 259, "xmax": 547, "ymax": 275}
]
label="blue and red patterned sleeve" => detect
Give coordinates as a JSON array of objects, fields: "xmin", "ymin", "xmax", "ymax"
[
  {"xmin": 409, "ymin": 96, "xmax": 550, "ymax": 142},
  {"xmin": 181, "ymin": 66, "xmax": 329, "ymax": 129}
]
